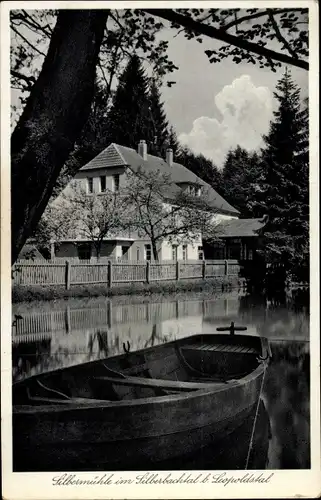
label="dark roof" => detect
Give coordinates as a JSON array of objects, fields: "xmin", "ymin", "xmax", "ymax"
[
  {"xmin": 80, "ymin": 143, "xmax": 239, "ymax": 216},
  {"xmin": 216, "ymin": 218, "xmax": 267, "ymax": 238}
]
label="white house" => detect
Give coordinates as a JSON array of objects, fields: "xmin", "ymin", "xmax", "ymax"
[{"xmin": 51, "ymin": 140, "xmax": 241, "ymax": 262}]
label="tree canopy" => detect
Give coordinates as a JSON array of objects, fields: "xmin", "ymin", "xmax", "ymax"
[{"xmin": 221, "ymin": 146, "xmax": 262, "ymax": 217}]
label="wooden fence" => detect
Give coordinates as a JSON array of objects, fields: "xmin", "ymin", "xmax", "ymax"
[{"xmin": 12, "ymin": 259, "xmax": 240, "ymax": 288}]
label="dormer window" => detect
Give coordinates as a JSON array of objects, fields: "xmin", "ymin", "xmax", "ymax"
[
  {"xmin": 99, "ymin": 176, "xmax": 106, "ymax": 193},
  {"xmin": 187, "ymin": 184, "xmax": 201, "ymax": 196}
]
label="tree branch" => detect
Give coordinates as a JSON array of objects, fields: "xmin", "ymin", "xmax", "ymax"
[
  {"xmin": 267, "ymin": 10, "xmax": 299, "ymax": 60},
  {"xmin": 222, "ymin": 8, "xmax": 306, "ymax": 31},
  {"xmin": 11, "ymin": 24, "xmax": 46, "ymax": 56},
  {"xmin": 21, "ymin": 10, "xmax": 53, "ymax": 37},
  {"xmin": 142, "ymin": 8, "xmax": 309, "ymax": 71},
  {"xmin": 98, "ymin": 58, "xmax": 110, "ymax": 89},
  {"xmin": 11, "ymin": 69, "xmax": 36, "ymax": 90}
]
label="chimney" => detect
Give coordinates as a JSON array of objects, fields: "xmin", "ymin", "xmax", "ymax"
[
  {"xmin": 166, "ymin": 148, "xmax": 173, "ymax": 167},
  {"xmin": 138, "ymin": 140, "xmax": 147, "ymax": 161}
]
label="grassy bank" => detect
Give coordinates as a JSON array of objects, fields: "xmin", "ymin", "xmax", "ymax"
[{"xmin": 12, "ymin": 276, "xmax": 244, "ymax": 303}]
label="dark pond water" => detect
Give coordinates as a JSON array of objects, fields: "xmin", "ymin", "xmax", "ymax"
[{"xmin": 12, "ymin": 287, "xmax": 310, "ymax": 470}]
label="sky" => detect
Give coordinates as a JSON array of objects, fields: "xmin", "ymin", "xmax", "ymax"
[{"xmin": 158, "ymin": 26, "xmax": 308, "ymax": 168}]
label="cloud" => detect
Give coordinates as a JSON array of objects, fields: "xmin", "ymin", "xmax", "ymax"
[{"xmin": 178, "ymin": 75, "xmax": 273, "ymax": 167}]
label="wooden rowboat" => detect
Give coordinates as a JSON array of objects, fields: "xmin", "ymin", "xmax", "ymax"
[{"xmin": 12, "ymin": 330, "xmax": 271, "ymax": 471}]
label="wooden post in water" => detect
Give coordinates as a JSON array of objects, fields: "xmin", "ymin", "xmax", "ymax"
[
  {"xmin": 64, "ymin": 306, "xmax": 71, "ymax": 333},
  {"xmin": 202, "ymin": 260, "xmax": 206, "ymax": 279},
  {"xmin": 146, "ymin": 261, "xmax": 150, "ymax": 284},
  {"xmin": 65, "ymin": 261, "xmax": 71, "ymax": 290},
  {"xmin": 107, "ymin": 261, "xmax": 113, "ymax": 288},
  {"xmin": 176, "ymin": 260, "xmax": 180, "ymax": 281}
]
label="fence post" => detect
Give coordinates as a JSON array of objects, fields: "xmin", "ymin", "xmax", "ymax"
[
  {"xmin": 65, "ymin": 261, "xmax": 71, "ymax": 290},
  {"xmin": 224, "ymin": 259, "xmax": 229, "ymax": 276},
  {"xmin": 176, "ymin": 260, "xmax": 180, "ymax": 281},
  {"xmin": 146, "ymin": 261, "xmax": 150, "ymax": 284},
  {"xmin": 108, "ymin": 261, "xmax": 113, "ymax": 288},
  {"xmin": 202, "ymin": 260, "xmax": 206, "ymax": 279}
]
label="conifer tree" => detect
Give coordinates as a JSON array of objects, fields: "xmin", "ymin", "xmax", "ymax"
[
  {"xmin": 106, "ymin": 54, "xmax": 151, "ymax": 148},
  {"xmin": 177, "ymin": 146, "xmax": 222, "ymax": 192},
  {"xmin": 147, "ymin": 79, "xmax": 170, "ymax": 157},
  {"xmin": 221, "ymin": 146, "xmax": 262, "ymax": 217},
  {"xmin": 253, "ymin": 69, "xmax": 309, "ymax": 282},
  {"xmin": 167, "ymin": 126, "xmax": 180, "ymax": 155}
]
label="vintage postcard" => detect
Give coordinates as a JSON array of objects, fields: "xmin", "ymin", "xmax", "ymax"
[{"xmin": 1, "ymin": 1, "xmax": 320, "ymax": 499}]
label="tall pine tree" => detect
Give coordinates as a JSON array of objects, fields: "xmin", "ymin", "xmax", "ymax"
[
  {"xmin": 147, "ymin": 79, "xmax": 170, "ymax": 157},
  {"xmin": 106, "ymin": 54, "xmax": 151, "ymax": 148},
  {"xmin": 167, "ymin": 126, "xmax": 180, "ymax": 156},
  {"xmin": 254, "ymin": 69, "xmax": 309, "ymax": 283}
]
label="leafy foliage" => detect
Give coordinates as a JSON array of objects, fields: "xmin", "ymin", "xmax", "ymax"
[
  {"xmin": 165, "ymin": 8, "xmax": 308, "ymax": 72},
  {"xmin": 36, "ymin": 181, "xmax": 128, "ymax": 258},
  {"xmin": 10, "ymin": 9, "xmax": 178, "ymax": 120},
  {"xmin": 123, "ymin": 168, "xmax": 219, "ymax": 260}
]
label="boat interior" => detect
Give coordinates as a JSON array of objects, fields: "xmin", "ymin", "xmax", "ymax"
[{"xmin": 13, "ymin": 334, "xmax": 263, "ymax": 406}]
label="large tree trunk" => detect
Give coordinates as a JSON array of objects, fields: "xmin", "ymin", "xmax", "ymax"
[{"xmin": 11, "ymin": 10, "xmax": 109, "ymax": 264}]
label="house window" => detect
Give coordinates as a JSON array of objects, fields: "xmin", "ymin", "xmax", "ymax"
[
  {"xmin": 196, "ymin": 187, "xmax": 202, "ymax": 197},
  {"xmin": 172, "ymin": 245, "xmax": 178, "ymax": 261},
  {"xmin": 87, "ymin": 177, "xmax": 93, "ymax": 194},
  {"xmin": 145, "ymin": 244, "xmax": 151, "ymax": 261},
  {"xmin": 182, "ymin": 244, "xmax": 188, "ymax": 261},
  {"xmin": 198, "ymin": 246, "xmax": 204, "ymax": 260},
  {"xmin": 212, "ymin": 241, "xmax": 225, "ymax": 259},
  {"xmin": 228, "ymin": 239, "xmax": 242, "ymax": 260},
  {"xmin": 136, "ymin": 247, "xmax": 140, "ymax": 261},
  {"xmin": 77, "ymin": 243, "xmax": 91, "ymax": 260},
  {"xmin": 99, "ymin": 176, "xmax": 106, "ymax": 192},
  {"xmin": 121, "ymin": 246, "xmax": 129, "ymax": 260},
  {"xmin": 112, "ymin": 174, "xmax": 120, "ymax": 192}
]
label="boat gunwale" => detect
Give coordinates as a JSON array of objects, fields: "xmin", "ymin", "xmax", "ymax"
[{"xmin": 13, "ymin": 333, "xmax": 265, "ymax": 383}]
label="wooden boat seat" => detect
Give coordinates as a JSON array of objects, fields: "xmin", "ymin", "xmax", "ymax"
[
  {"xmin": 93, "ymin": 375, "xmax": 224, "ymax": 392},
  {"xmin": 182, "ymin": 343, "xmax": 257, "ymax": 354}
]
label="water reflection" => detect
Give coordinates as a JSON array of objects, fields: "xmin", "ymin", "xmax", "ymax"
[
  {"xmin": 12, "ymin": 288, "xmax": 310, "ymax": 469},
  {"xmin": 263, "ymin": 341, "xmax": 310, "ymax": 469}
]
